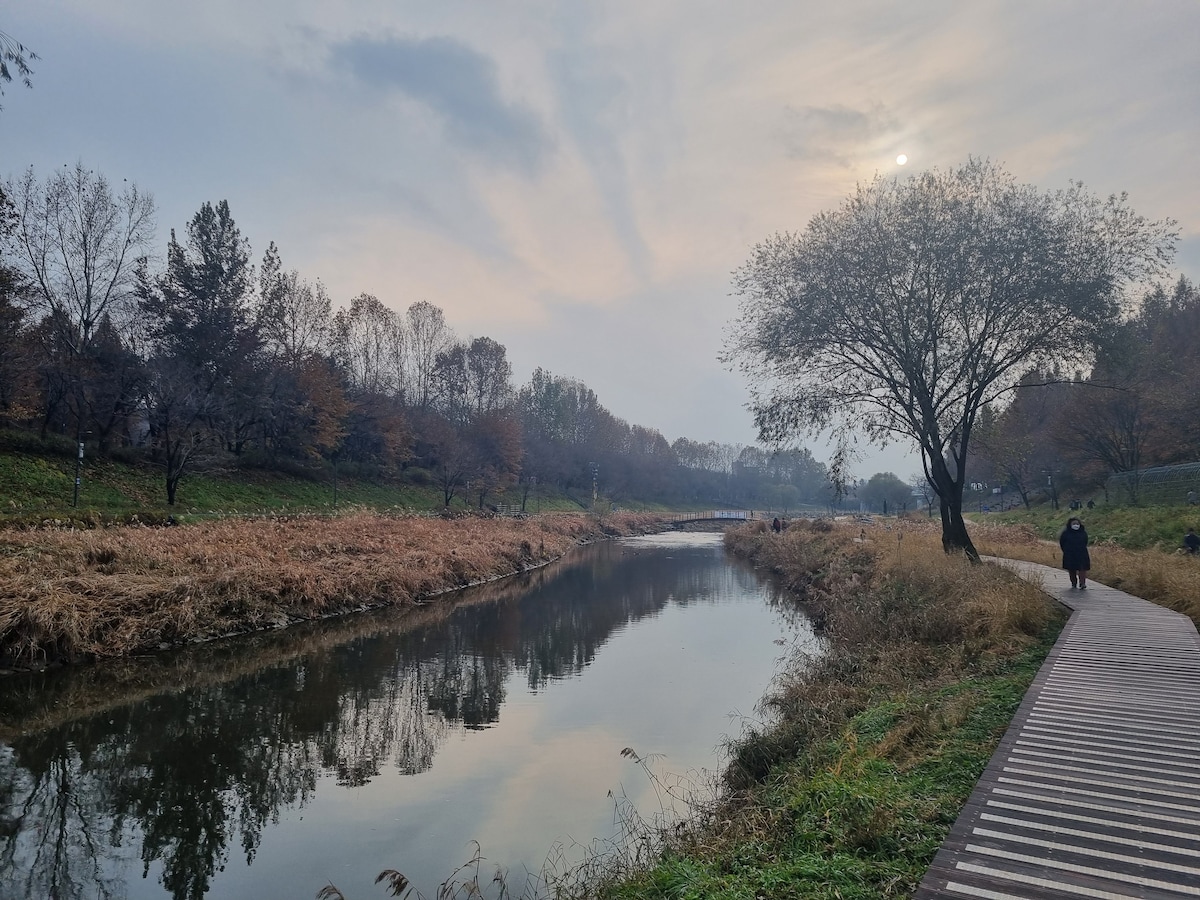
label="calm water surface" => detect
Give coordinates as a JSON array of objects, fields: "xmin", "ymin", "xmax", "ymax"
[{"xmin": 0, "ymin": 532, "xmax": 816, "ymax": 900}]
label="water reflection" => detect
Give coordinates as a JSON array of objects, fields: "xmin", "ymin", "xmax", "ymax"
[{"xmin": 0, "ymin": 534, "xmax": 810, "ymax": 900}]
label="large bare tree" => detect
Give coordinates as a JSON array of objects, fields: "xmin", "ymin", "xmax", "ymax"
[
  {"xmin": 725, "ymin": 159, "xmax": 1175, "ymax": 558},
  {"xmin": 11, "ymin": 163, "xmax": 155, "ymax": 355}
]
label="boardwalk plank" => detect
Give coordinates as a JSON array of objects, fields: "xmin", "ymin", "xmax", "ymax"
[{"xmin": 914, "ymin": 560, "xmax": 1200, "ymax": 900}]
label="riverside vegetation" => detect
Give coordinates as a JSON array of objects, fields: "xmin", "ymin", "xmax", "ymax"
[
  {"xmin": 584, "ymin": 510, "xmax": 1200, "ymax": 900},
  {"xmin": 0, "ymin": 431, "xmax": 668, "ymax": 670},
  {"xmin": 0, "ymin": 511, "xmax": 663, "ymax": 670}
]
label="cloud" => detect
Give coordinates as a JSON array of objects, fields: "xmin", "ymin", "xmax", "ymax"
[
  {"xmin": 330, "ymin": 33, "xmax": 551, "ymax": 175},
  {"xmin": 779, "ymin": 103, "xmax": 900, "ymax": 167}
]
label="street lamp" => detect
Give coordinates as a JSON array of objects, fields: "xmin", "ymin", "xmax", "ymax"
[
  {"xmin": 1043, "ymin": 470, "xmax": 1058, "ymax": 510},
  {"xmin": 72, "ymin": 432, "xmax": 91, "ymax": 508}
]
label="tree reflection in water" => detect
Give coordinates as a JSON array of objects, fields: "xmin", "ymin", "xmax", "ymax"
[{"xmin": 0, "ymin": 536, "xmax": 800, "ymax": 900}]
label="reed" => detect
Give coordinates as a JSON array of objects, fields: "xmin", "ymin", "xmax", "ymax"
[{"xmin": 0, "ymin": 511, "xmax": 664, "ymax": 669}]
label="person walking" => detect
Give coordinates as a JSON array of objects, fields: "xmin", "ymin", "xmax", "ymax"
[{"xmin": 1060, "ymin": 517, "xmax": 1091, "ymax": 589}]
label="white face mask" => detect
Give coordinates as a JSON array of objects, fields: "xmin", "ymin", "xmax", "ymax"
[{"xmin": 1071, "ymin": 523, "xmax": 1081, "ymax": 530}]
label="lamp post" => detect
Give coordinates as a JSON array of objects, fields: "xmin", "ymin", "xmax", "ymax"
[{"xmin": 72, "ymin": 431, "xmax": 91, "ymax": 508}]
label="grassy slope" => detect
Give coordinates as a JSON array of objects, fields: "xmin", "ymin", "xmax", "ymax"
[
  {"xmin": 0, "ymin": 430, "xmax": 589, "ymax": 522},
  {"xmin": 973, "ymin": 502, "xmax": 1200, "ymax": 552},
  {"xmin": 602, "ymin": 651, "xmax": 1050, "ymax": 900}
]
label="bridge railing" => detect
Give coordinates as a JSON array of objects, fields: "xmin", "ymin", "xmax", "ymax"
[{"xmin": 666, "ymin": 510, "xmax": 755, "ymax": 523}]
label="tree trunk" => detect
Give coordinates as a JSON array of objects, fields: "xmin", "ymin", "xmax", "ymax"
[
  {"xmin": 939, "ymin": 498, "xmax": 979, "ymax": 561},
  {"xmin": 930, "ymin": 457, "xmax": 981, "ymax": 562}
]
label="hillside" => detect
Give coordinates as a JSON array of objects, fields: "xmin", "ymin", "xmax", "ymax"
[
  {"xmin": 0, "ymin": 429, "xmax": 583, "ymax": 525},
  {"xmin": 977, "ymin": 503, "xmax": 1200, "ymax": 552}
]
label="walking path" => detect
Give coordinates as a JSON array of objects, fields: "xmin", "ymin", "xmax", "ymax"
[{"xmin": 915, "ymin": 560, "xmax": 1200, "ymax": 900}]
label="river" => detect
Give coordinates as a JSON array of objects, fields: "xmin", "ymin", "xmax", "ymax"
[{"xmin": 0, "ymin": 531, "xmax": 816, "ymax": 900}]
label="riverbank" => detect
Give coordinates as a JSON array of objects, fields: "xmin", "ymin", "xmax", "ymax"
[
  {"xmin": 584, "ymin": 519, "xmax": 1065, "ymax": 900},
  {"xmin": 0, "ymin": 511, "xmax": 664, "ymax": 671}
]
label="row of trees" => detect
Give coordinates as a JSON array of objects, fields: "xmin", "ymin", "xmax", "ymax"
[
  {"xmin": 972, "ymin": 276, "xmax": 1200, "ymax": 507},
  {"xmin": 0, "ymin": 163, "xmax": 844, "ymax": 511}
]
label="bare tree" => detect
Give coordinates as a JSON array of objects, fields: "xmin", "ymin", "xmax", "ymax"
[
  {"xmin": 431, "ymin": 335, "xmax": 514, "ymax": 424},
  {"xmin": 909, "ymin": 473, "xmax": 936, "ymax": 517},
  {"xmin": 10, "ymin": 164, "xmax": 155, "ymax": 355},
  {"xmin": 430, "ymin": 340, "xmax": 469, "ymax": 423},
  {"xmin": 726, "ymin": 159, "xmax": 1175, "ymax": 559},
  {"xmin": 331, "ymin": 293, "xmax": 404, "ymax": 397},
  {"xmin": 141, "ymin": 354, "xmax": 217, "ymax": 506},
  {"xmin": 405, "ymin": 300, "xmax": 454, "ymax": 410},
  {"xmin": 1057, "ymin": 381, "xmax": 1153, "ymax": 503},
  {"xmin": 464, "ymin": 336, "xmax": 513, "ymax": 417},
  {"xmin": 258, "ymin": 242, "xmax": 332, "ymax": 365}
]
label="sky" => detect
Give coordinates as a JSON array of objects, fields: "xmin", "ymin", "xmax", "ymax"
[{"xmin": 4, "ymin": 1, "xmax": 1198, "ymax": 482}]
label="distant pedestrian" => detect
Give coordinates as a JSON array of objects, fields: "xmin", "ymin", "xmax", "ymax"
[
  {"xmin": 1086, "ymin": 499, "xmax": 1094, "ymax": 509},
  {"xmin": 1059, "ymin": 517, "xmax": 1091, "ymax": 589},
  {"xmin": 1185, "ymin": 528, "xmax": 1200, "ymax": 555},
  {"xmin": 772, "ymin": 517, "xmax": 782, "ymax": 533},
  {"xmin": 1189, "ymin": 490, "xmax": 1197, "ymax": 506}
]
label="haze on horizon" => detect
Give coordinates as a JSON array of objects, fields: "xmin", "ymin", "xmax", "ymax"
[{"xmin": 5, "ymin": 0, "xmax": 1198, "ymax": 481}]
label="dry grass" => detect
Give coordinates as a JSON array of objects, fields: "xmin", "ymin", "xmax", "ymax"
[
  {"xmin": 0, "ymin": 511, "xmax": 664, "ymax": 668},
  {"xmin": 720, "ymin": 516, "xmax": 1056, "ymax": 789},
  {"xmin": 972, "ymin": 520, "xmax": 1200, "ymax": 625}
]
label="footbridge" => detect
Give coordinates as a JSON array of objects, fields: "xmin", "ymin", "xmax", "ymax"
[{"xmin": 666, "ymin": 510, "xmax": 759, "ymax": 525}]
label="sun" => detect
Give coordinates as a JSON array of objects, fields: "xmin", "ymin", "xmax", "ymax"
[{"xmin": 896, "ymin": 154, "xmax": 908, "ymax": 166}]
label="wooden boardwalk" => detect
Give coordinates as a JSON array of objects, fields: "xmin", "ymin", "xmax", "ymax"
[{"xmin": 915, "ymin": 560, "xmax": 1200, "ymax": 900}]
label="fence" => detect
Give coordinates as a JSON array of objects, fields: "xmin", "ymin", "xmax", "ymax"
[{"xmin": 1106, "ymin": 460, "xmax": 1200, "ymax": 505}]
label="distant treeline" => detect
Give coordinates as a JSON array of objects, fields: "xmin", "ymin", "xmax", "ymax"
[
  {"xmin": 971, "ymin": 275, "xmax": 1200, "ymax": 507},
  {"xmin": 0, "ymin": 164, "xmax": 837, "ymax": 510}
]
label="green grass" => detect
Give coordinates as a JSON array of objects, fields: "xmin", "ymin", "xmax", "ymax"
[
  {"xmin": 601, "ymin": 639, "xmax": 1055, "ymax": 900},
  {"xmin": 976, "ymin": 502, "xmax": 1200, "ymax": 551},
  {"xmin": 0, "ymin": 431, "xmax": 587, "ymax": 524},
  {"xmin": 0, "ymin": 447, "xmax": 423, "ymax": 518}
]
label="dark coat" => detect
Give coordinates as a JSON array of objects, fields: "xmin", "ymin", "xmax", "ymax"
[{"xmin": 1060, "ymin": 526, "xmax": 1091, "ymax": 571}]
